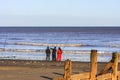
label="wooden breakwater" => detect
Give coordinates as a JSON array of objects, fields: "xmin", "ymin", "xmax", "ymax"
[{"xmin": 54, "ymin": 50, "xmax": 120, "ymax": 80}]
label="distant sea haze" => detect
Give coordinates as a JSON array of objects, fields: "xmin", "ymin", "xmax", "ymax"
[{"xmin": 0, "ymin": 27, "xmax": 120, "ymax": 33}]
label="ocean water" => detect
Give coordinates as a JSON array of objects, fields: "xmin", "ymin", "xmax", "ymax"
[{"xmin": 0, "ymin": 27, "xmax": 120, "ymax": 62}]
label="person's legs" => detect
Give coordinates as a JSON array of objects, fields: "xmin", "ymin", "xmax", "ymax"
[
  {"xmin": 53, "ymin": 54, "xmax": 56, "ymax": 61},
  {"xmin": 46, "ymin": 54, "xmax": 48, "ymax": 60},
  {"xmin": 56, "ymin": 54, "xmax": 60, "ymax": 62},
  {"xmin": 58, "ymin": 54, "xmax": 61, "ymax": 61},
  {"xmin": 60, "ymin": 54, "xmax": 62, "ymax": 61},
  {"xmin": 46, "ymin": 54, "xmax": 50, "ymax": 61},
  {"xmin": 54, "ymin": 54, "xmax": 56, "ymax": 61},
  {"xmin": 48, "ymin": 54, "xmax": 50, "ymax": 61}
]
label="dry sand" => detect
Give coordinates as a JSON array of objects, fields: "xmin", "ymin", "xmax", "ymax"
[{"xmin": 0, "ymin": 59, "xmax": 120, "ymax": 80}]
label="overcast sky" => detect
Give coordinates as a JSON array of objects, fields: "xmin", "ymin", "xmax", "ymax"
[{"xmin": 0, "ymin": 0, "xmax": 120, "ymax": 26}]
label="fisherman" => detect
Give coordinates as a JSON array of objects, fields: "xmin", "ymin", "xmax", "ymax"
[
  {"xmin": 56, "ymin": 47, "xmax": 62, "ymax": 62},
  {"xmin": 45, "ymin": 46, "xmax": 51, "ymax": 61},
  {"xmin": 50, "ymin": 47, "xmax": 56, "ymax": 61}
]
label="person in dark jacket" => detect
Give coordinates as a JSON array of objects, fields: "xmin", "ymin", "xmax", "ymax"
[
  {"xmin": 45, "ymin": 46, "xmax": 51, "ymax": 61},
  {"xmin": 50, "ymin": 47, "xmax": 56, "ymax": 61}
]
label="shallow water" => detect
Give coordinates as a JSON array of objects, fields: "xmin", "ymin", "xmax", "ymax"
[{"xmin": 0, "ymin": 52, "xmax": 113, "ymax": 62}]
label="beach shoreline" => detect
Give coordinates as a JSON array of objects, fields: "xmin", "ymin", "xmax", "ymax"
[{"xmin": 0, "ymin": 59, "xmax": 120, "ymax": 80}]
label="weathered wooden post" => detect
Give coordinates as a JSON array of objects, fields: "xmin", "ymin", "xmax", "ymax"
[
  {"xmin": 118, "ymin": 71, "xmax": 120, "ymax": 80},
  {"xmin": 63, "ymin": 59, "xmax": 72, "ymax": 80},
  {"xmin": 112, "ymin": 52, "xmax": 118, "ymax": 80},
  {"xmin": 90, "ymin": 50, "xmax": 98, "ymax": 80}
]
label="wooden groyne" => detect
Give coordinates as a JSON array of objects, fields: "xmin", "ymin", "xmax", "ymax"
[{"xmin": 54, "ymin": 50, "xmax": 120, "ymax": 80}]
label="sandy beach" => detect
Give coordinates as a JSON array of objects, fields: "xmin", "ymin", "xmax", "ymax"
[{"xmin": 0, "ymin": 59, "xmax": 119, "ymax": 80}]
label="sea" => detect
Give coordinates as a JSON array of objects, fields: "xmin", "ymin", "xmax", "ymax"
[{"xmin": 0, "ymin": 27, "xmax": 120, "ymax": 62}]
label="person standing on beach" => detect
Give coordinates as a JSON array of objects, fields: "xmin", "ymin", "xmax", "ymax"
[
  {"xmin": 56, "ymin": 47, "xmax": 62, "ymax": 62},
  {"xmin": 50, "ymin": 47, "xmax": 56, "ymax": 61},
  {"xmin": 45, "ymin": 46, "xmax": 51, "ymax": 61}
]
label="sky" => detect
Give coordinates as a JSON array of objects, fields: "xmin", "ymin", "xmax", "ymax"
[{"xmin": 0, "ymin": 0, "xmax": 120, "ymax": 26}]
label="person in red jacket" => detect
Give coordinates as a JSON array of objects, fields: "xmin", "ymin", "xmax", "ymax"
[{"xmin": 56, "ymin": 47, "xmax": 62, "ymax": 62}]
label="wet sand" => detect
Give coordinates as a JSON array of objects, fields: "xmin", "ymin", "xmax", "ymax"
[{"xmin": 0, "ymin": 59, "xmax": 120, "ymax": 80}]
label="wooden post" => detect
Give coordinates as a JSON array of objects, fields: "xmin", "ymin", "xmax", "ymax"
[
  {"xmin": 63, "ymin": 59, "xmax": 72, "ymax": 80},
  {"xmin": 112, "ymin": 52, "xmax": 118, "ymax": 80},
  {"xmin": 90, "ymin": 50, "xmax": 98, "ymax": 80}
]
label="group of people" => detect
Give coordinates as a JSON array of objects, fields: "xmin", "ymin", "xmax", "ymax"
[{"xmin": 45, "ymin": 46, "xmax": 62, "ymax": 62}]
